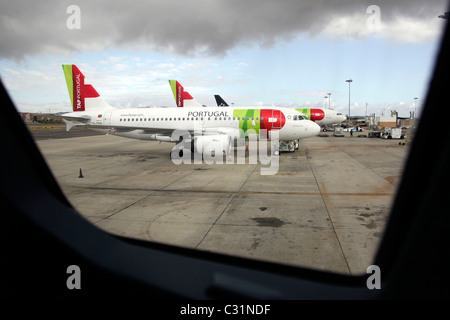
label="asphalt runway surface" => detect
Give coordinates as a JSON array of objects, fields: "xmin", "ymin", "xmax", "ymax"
[
  {"xmin": 30, "ymin": 123, "xmax": 412, "ymax": 275},
  {"xmin": 27, "ymin": 124, "xmax": 104, "ymax": 140}
]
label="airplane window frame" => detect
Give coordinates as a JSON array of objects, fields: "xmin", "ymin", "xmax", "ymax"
[{"xmin": 1, "ymin": 15, "xmax": 449, "ymax": 301}]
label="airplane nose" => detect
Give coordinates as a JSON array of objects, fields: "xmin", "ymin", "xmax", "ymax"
[{"xmin": 311, "ymin": 122, "xmax": 320, "ymax": 135}]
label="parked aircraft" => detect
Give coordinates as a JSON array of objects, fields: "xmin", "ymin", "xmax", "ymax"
[
  {"xmin": 295, "ymin": 107, "xmax": 346, "ymax": 127},
  {"xmin": 61, "ymin": 65, "xmax": 320, "ymax": 156},
  {"xmin": 215, "ymin": 94, "xmax": 229, "ymax": 106},
  {"xmin": 213, "ymin": 94, "xmax": 346, "ymax": 127},
  {"xmin": 169, "ymin": 80, "xmax": 346, "ymax": 127}
]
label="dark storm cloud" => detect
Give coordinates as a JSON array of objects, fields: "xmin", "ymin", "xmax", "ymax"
[{"xmin": 0, "ymin": 0, "xmax": 447, "ymax": 60}]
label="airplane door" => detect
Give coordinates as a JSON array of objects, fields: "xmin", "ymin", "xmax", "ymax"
[
  {"xmin": 272, "ymin": 109, "xmax": 282, "ymax": 129},
  {"xmin": 103, "ymin": 112, "xmax": 112, "ymax": 125}
]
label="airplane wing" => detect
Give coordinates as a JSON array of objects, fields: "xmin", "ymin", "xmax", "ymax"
[{"xmin": 114, "ymin": 127, "xmax": 174, "ymax": 136}]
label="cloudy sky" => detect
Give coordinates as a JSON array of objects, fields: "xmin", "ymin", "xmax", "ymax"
[{"xmin": 0, "ymin": 0, "xmax": 448, "ymax": 117}]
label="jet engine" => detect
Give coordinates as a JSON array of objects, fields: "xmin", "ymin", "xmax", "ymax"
[{"xmin": 194, "ymin": 135, "xmax": 232, "ymax": 157}]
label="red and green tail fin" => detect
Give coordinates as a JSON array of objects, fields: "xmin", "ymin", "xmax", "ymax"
[
  {"xmin": 168, "ymin": 80, "xmax": 203, "ymax": 108},
  {"xmin": 62, "ymin": 64, "xmax": 113, "ymax": 112}
]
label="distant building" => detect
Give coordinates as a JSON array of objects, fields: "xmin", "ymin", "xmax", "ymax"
[
  {"xmin": 376, "ymin": 116, "xmax": 397, "ymax": 128},
  {"xmin": 398, "ymin": 118, "xmax": 415, "ymax": 128},
  {"xmin": 19, "ymin": 112, "xmax": 62, "ymax": 123}
]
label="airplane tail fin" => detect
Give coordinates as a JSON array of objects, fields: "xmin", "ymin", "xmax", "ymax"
[
  {"xmin": 214, "ymin": 95, "xmax": 229, "ymax": 107},
  {"xmin": 62, "ymin": 64, "xmax": 115, "ymax": 112},
  {"xmin": 168, "ymin": 80, "xmax": 203, "ymax": 107}
]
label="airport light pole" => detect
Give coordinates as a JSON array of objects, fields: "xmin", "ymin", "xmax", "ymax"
[
  {"xmin": 414, "ymin": 97, "xmax": 418, "ymax": 119},
  {"xmin": 346, "ymin": 79, "xmax": 353, "ymax": 125},
  {"xmin": 327, "ymin": 92, "xmax": 331, "ymax": 109}
]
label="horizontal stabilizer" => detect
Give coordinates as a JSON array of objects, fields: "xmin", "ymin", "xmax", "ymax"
[
  {"xmin": 63, "ymin": 119, "xmax": 79, "ymax": 132},
  {"xmin": 61, "ymin": 114, "xmax": 91, "ymax": 131}
]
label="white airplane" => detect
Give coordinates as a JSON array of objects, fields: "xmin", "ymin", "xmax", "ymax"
[
  {"xmin": 169, "ymin": 81, "xmax": 346, "ymax": 127},
  {"xmin": 60, "ymin": 65, "xmax": 320, "ymax": 156},
  {"xmin": 294, "ymin": 107, "xmax": 346, "ymax": 127},
  {"xmin": 211, "ymin": 93, "xmax": 346, "ymax": 127}
]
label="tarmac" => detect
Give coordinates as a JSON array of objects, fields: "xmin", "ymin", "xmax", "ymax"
[{"xmin": 30, "ymin": 124, "xmax": 411, "ymax": 275}]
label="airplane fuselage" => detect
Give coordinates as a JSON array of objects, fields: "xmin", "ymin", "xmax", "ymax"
[
  {"xmin": 295, "ymin": 108, "xmax": 346, "ymax": 126},
  {"xmin": 63, "ymin": 105, "xmax": 320, "ymax": 141}
]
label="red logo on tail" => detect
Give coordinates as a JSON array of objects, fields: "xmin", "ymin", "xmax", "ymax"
[
  {"xmin": 309, "ymin": 109, "xmax": 325, "ymax": 121},
  {"xmin": 176, "ymin": 81, "xmax": 183, "ymax": 107},
  {"xmin": 72, "ymin": 65, "xmax": 100, "ymax": 112},
  {"xmin": 175, "ymin": 81, "xmax": 194, "ymax": 108}
]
